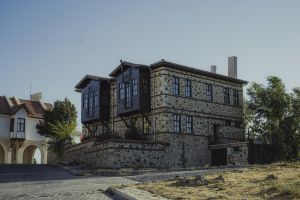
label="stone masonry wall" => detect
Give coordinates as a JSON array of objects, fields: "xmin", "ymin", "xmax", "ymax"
[
  {"xmin": 62, "ymin": 139, "xmax": 168, "ymax": 169},
  {"xmin": 61, "ymin": 135, "xmax": 212, "ymax": 169},
  {"xmin": 63, "ymin": 139, "xmax": 96, "ymax": 164},
  {"xmin": 228, "ymin": 143, "xmax": 248, "ymax": 165},
  {"xmin": 156, "ymin": 133, "xmax": 211, "ymax": 168}
]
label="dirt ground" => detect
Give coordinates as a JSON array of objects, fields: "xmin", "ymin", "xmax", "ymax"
[{"xmin": 130, "ymin": 162, "xmax": 300, "ymax": 200}]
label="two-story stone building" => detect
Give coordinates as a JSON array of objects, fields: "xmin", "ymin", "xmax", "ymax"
[{"xmin": 74, "ymin": 57, "xmax": 248, "ymax": 168}]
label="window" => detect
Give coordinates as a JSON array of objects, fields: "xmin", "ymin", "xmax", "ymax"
[
  {"xmin": 174, "ymin": 114, "xmax": 181, "ymax": 133},
  {"xmin": 92, "ymin": 125, "xmax": 98, "ymax": 136},
  {"xmin": 125, "ymin": 82, "xmax": 132, "ymax": 108},
  {"xmin": 10, "ymin": 118, "xmax": 14, "ymax": 132},
  {"xmin": 233, "ymin": 147, "xmax": 240, "ymax": 151},
  {"xmin": 132, "ymin": 79, "xmax": 138, "ymax": 96},
  {"xmin": 94, "ymin": 90, "xmax": 99, "ymax": 106},
  {"xmin": 143, "ymin": 117, "xmax": 149, "ymax": 134},
  {"xmin": 225, "ymin": 120, "xmax": 231, "ymax": 126},
  {"xmin": 185, "ymin": 79, "xmax": 192, "ymax": 97},
  {"xmin": 82, "ymin": 93, "xmax": 88, "ymax": 109},
  {"xmin": 224, "ymin": 87, "xmax": 230, "ymax": 105},
  {"xmin": 17, "ymin": 118, "xmax": 25, "ymax": 132},
  {"xmin": 88, "ymin": 91, "xmax": 94, "ymax": 117},
  {"xmin": 119, "ymin": 83, "xmax": 125, "ymax": 100},
  {"xmin": 173, "ymin": 77, "xmax": 180, "ymax": 96},
  {"xmin": 234, "ymin": 121, "xmax": 241, "ymax": 128},
  {"xmin": 186, "ymin": 115, "xmax": 193, "ymax": 134},
  {"xmin": 206, "ymin": 84, "xmax": 213, "ymax": 101},
  {"xmin": 233, "ymin": 89, "xmax": 239, "ymax": 106}
]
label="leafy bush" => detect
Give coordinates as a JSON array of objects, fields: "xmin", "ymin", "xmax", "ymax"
[
  {"xmin": 124, "ymin": 119, "xmax": 144, "ymax": 140},
  {"xmin": 96, "ymin": 131, "xmax": 122, "ymax": 142}
]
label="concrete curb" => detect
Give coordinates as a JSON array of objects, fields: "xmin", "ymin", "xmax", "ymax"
[
  {"xmin": 51, "ymin": 163, "xmax": 85, "ymax": 176},
  {"xmin": 106, "ymin": 187, "xmax": 137, "ymax": 200}
]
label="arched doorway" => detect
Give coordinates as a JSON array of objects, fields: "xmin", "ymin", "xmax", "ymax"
[
  {"xmin": 22, "ymin": 145, "xmax": 41, "ymax": 164},
  {"xmin": 0, "ymin": 145, "xmax": 5, "ymax": 164},
  {"xmin": 34, "ymin": 148, "xmax": 41, "ymax": 164}
]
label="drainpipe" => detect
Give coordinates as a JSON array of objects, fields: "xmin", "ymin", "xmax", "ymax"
[
  {"xmin": 111, "ymin": 80, "xmax": 114, "ymax": 134},
  {"xmin": 150, "ymin": 66, "xmax": 156, "ymax": 142}
]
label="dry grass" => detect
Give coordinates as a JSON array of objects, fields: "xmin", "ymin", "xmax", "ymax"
[{"xmin": 130, "ymin": 162, "xmax": 300, "ymax": 200}]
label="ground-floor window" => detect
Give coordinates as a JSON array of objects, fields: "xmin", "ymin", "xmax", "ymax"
[
  {"xmin": 186, "ymin": 115, "xmax": 193, "ymax": 134},
  {"xmin": 174, "ymin": 114, "xmax": 181, "ymax": 133},
  {"xmin": 143, "ymin": 117, "xmax": 149, "ymax": 134}
]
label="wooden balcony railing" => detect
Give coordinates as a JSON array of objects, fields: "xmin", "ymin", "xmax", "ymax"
[{"xmin": 9, "ymin": 132, "xmax": 26, "ymax": 140}]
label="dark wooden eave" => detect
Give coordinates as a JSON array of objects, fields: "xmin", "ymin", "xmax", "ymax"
[
  {"xmin": 74, "ymin": 75, "xmax": 109, "ymax": 92},
  {"xmin": 109, "ymin": 61, "xmax": 148, "ymax": 77},
  {"xmin": 150, "ymin": 59, "xmax": 248, "ymax": 85}
]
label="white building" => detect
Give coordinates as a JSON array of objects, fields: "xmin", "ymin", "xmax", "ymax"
[{"xmin": 0, "ymin": 93, "xmax": 52, "ymax": 164}]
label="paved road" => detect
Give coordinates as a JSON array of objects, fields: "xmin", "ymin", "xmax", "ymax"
[{"xmin": 0, "ymin": 165, "xmax": 137, "ymax": 200}]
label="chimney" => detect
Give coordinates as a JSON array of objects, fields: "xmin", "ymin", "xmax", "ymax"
[
  {"xmin": 5, "ymin": 96, "xmax": 13, "ymax": 108},
  {"xmin": 228, "ymin": 56, "xmax": 237, "ymax": 78},
  {"xmin": 13, "ymin": 96, "xmax": 21, "ymax": 105},
  {"xmin": 30, "ymin": 92, "xmax": 42, "ymax": 101},
  {"xmin": 210, "ymin": 65, "xmax": 217, "ymax": 73}
]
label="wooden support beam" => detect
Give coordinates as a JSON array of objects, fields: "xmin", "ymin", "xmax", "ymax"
[
  {"xmin": 120, "ymin": 116, "xmax": 129, "ymax": 128},
  {"xmin": 143, "ymin": 114, "xmax": 151, "ymax": 125}
]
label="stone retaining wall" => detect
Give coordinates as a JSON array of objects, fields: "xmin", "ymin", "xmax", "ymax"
[
  {"xmin": 60, "ymin": 134, "xmax": 220, "ymax": 169},
  {"xmin": 228, "ymin": 143, "xmax": 248, "ymax": 165},
  {"xmin": 62, "ymin": 139, "xmax": 168, "ymax": 169},
  {"xmin": 59, "ymin": 136, "xmax": 247, "ymax": 169},
  {"xmin": 156, "ymin": 133, "xmax": 211, "ymax": 168}
]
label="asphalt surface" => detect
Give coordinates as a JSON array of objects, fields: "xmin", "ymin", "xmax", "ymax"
[{"xmin": 0, "ymin": 164, "xmax": 75, "ymax": 183}]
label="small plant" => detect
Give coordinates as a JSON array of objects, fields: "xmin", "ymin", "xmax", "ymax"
[
  {"xmin": 124, "ymin": 119, "xmax": 144, "ymax": 140},
  {"xmin": 96, "ymin": 131, "xmax": 122, "ymax": 142}
]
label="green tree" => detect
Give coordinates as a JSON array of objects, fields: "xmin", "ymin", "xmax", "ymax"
[
  {"xmin": 36, "ymin": 98, "xmax": 77, "ymax": 156},
  {"xmin": 246, "ymin": 76, "xmax": 300, "ymax": 161}
]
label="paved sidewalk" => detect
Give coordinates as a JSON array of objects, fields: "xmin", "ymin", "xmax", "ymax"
[
  {"xmin": 0, "ymin": 177, "xmax": 139, "ymax": 200},
  {"xmin": 111, "ymin": 187, "xmax": 169, "ymax": 200},
  {"xmin": 0, "ymin": 165, "xmax": 137, "ymax": 200}
]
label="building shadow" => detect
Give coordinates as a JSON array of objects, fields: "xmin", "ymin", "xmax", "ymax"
[{"xmin": 0, "ymin": 164, "xmax": 80, "ymax": 183}]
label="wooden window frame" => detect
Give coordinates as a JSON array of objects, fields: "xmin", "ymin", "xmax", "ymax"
[
  {"xmin": 174, "ymin": 114, "xmax": 181, "ymax": 133},
  {"xmin": 224, "ymin": 87, "xmax": 230, "ymax": 105},
  {"xmin": 186, "ymin": 115, "xmax": 193, "ymax": 134},
  {"xmin": 233, "ymin": 89, "xmax": 240, "ymax": 106},
  {"xmin": 206, "ymin": 83, "xmax": 213, "ymax": 101},
  {"xmin": 173, "ymin": 77, "xmax": 180, "ymax": 96},
  {"xmin": 17, "ymin": 118, "xmax": 25, "ymax": 132},
  {"xmin": 185, "ymin": 79, "xmax": 192, "ymax": 97}
]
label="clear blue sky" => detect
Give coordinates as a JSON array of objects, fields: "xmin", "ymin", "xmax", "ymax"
[{"xmin": 1, "ymin": 0, "xmax": 300, "ymax": 131}]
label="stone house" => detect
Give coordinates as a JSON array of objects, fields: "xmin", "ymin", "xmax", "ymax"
[
  {"xmin": 0, "ymin": 93, "xmax": 52, "ymax": 164},
  {"xmin": 72, "ymin": 56, "xmax": 248, "ymax": 168}
]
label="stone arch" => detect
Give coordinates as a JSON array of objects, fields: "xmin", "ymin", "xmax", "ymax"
[
  {"xmin": 22, "ymin": 145, "xmax": 39, "ymax": 164},
  {"xmin": 0, "ymin": 144, "xmax": 5, "ymax": 164},
  {"xmin": 0, "ymin": 142, "xmax": 8, "ymax": 164},
  {"xmin": 18, "ymin": 143, "xmax": 44, "ymax": 164}
]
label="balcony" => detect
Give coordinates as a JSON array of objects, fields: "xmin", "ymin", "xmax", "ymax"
[{"xmin": 10, "ymin": 132, "xmax": 26, "ymax": 140}]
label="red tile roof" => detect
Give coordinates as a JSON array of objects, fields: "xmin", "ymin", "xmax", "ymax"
[{"xmin": 0, "ymin": 96, "xmax": 52, "ymax": 119}]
